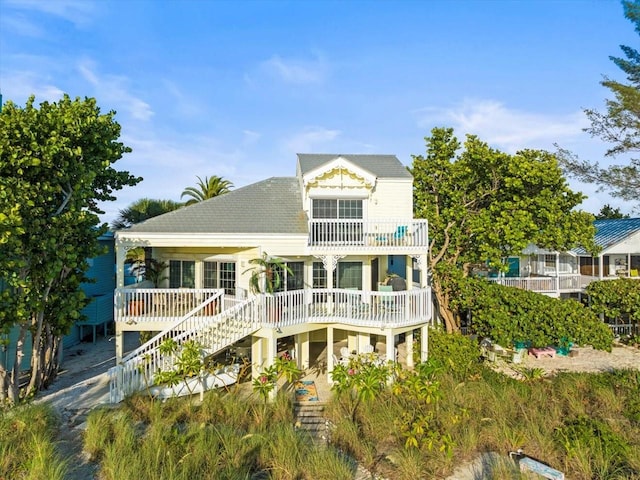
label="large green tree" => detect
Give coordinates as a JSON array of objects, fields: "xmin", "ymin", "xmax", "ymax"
[
  {"xmin": 181, "ymin": 175, "xmax": 233, "ymax": 206},
  {"xmin": 0, "ymin": 95, "xmax": 140, "ymax": 403},
  {"xmin": 412, "ymin": 127, "xmax": 597, "ymax": 333},
  {"xmin": 559, "ymin": 1, "xmax": 640, "ymax": 207}
]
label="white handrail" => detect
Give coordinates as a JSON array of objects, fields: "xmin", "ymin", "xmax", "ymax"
[{"xmin": 109, "ymin": 293, "xmax": 260, "ymax": 403}]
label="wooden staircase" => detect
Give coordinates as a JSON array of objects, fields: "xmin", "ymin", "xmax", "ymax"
[{"xmin": 293, "ymin": 402, "xmax": 329, "ymax": 445}]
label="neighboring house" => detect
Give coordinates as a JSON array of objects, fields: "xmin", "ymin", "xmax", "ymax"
[
  {"xmin": 110, "ymin": 154, "xmax": 432, "ymax": 401},
  {"xmin": 0, "ymin": 231, "xmax": 115, "ymax": 371},
  {"xmin": 488, "ymin": 218, "xmax": 640, "ymax": 298},
  {"xmin": 76, "ymin": 230, "xmax": 116, "ymax": 344}
]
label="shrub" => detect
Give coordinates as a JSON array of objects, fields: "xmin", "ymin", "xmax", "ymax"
[
  {"xmin": 427, "ymin": 326, "xmax": 483, "ymax": 380},
  {"xmin": 586, "ymin": 278, "xmax": 640, "ymax": 326},
  {"xmin": 457, "ymin": 278, "xmax": 613, "ymax": 351}
]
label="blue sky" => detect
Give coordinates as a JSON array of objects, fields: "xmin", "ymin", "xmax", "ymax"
[{"xmin": 0, "ymin": 0, "xmax": 635, "ymax": 224}]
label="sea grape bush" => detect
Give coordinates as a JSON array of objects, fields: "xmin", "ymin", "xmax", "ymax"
[{"xmin": 456, "ymin": 278, "xmax": 613, "ymax": 351}]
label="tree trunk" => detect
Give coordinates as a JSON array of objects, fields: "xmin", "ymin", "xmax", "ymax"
[
  {"xmin": 431, "ymin": 276, "xmax": 460, "ymax": 333},
  {"xmin": 7, "ymin": 323, "xmax": 28, "ymax": 403}
]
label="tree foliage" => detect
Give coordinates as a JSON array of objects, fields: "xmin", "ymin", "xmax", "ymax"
[
  {"xmin": 0, "ymin": 95, "xmax": 139, "ymax": 404},
  {"xmin": 558, "ymin": 1, "xmax": 640, "ymax": 207},
  {"xmin": 456, "ymin": 279, "xmax": 613, "ymax": 351},
  {"xmin": 595, "ymin": 203, "xmax": 630, "ymax": 219},
  {"xmin": 243, "ymin": 252, "xmax": 293, "ymax": 295},
  {"xmin": 586, "ymin": 278, "xmax": 640, "ymax": 326},
  {"xmin": 411, "ymin": 127, "xmax": 597, "ymax": 332},
  {"xmin": 180, "ymin": 175, "xmax": 233, "ymax": 206}
]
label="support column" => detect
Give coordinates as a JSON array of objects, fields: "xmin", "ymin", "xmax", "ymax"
[
  {"xmin": 251, "ymin": 335, "xmax": 263, "ymax": 380},
  {"xmin": 357, "ymin": 332, "xmax": 370, "ymax": 353},
  {"xmin": 420, "ymin": 324, "xmax": 429, "ymax": 362},
  {"xmin": 115, "ymin": 326, "xmax": 123, "ymax": 364},
  {"xmin": 265, "ymin": 332, "xmax": 278, "ymax": 400},
  {"xmin": 405, "ymin": 329, "xmax": 414, "ymax": 368},
  {"xmin": 327, "ymin": 326, "xmax": 334, "ymax": 382},
  {"xmin": 385, "ymin": 331, "xmax": 394, "ymax": 364},
  {"xmin": 295, "ymin": 332, "xmax": 310, "ymax": 370},
  {"xmin": 347, "ymin": 331, "xmax": 357, "ymax": 353}
]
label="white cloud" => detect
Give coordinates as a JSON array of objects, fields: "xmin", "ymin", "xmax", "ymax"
[
  {"xmin": 283, "ymin": 126, "xmax": 341, "ymax": 154},
  {"xmin": 261, "ymin": 53, "xmax": 328, "ymax": 85},
  {"xmin": 1, "ymin": 70, "xmax": 65, "ymax": 103},
  {"xmin": 416, "ymin": 99, "xmax": 588, "ymax": 153},
  {"xmin": 77, "ymin": 59, "xmax": 154, "ymax": 121},
  {"xmin": 5, "ymin": 0, "xmax": 97, "ymax": 28}
]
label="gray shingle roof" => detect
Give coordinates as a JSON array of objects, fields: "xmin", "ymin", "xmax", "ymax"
[
  {"xmin": 572, "ymin": 218, "xmax": 640, "ymax": 255},
  {"xmin": 297, "ymin": 154, "xmax": 412, "ymax": 179},
  {"xmin": 127, "ymin": 177, "xmax": 308, "ymax": 234}
]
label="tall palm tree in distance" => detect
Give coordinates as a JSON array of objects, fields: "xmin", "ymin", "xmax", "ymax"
[{"xmin": 181, "ymin": 175, "xmax": 234, "ymax": 206}]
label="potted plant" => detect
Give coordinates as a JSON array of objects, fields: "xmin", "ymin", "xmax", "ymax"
[{"xmin": 244, "ymin": 252, "xmax": 293, "ymax": 322}]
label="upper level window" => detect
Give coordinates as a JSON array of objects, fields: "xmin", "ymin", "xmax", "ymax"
[
  {"xmin": 312, "ymin": 199, "xmax": 362, "ymax": 219},
  {"xmin": 544, "ymin": 255, "xmax": 555, "ymax": 268},
  {"xmin": 169, "ymin": 260, "xmax": 195, "ymax": 288}
]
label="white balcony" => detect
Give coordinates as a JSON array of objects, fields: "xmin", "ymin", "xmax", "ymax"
[{"xmin": 308, "ymin": 219, "xmax": 428, "ymax": 251}]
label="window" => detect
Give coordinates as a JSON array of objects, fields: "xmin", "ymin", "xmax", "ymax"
[
  {"xmin": 169, "ymin": 260, "xmax": 195, "ymax": 288},
  {"xmin": 335, "ymin": 262, "xmax": 362, "ymax": 289},
  {"xmin": 204, "ymin": 261, "xmax": 236, "ymax": 295},
  {"xmin": 312, "ymin": 199, "xmax": 362, "ymax": 219},
  {"xmin": 272, "ymin": 261, "xmax": 304, "ymax": 293},
  {"xmin": 313, "ymin": 262, "xmax": 327, "ymax": 288},
  {"xmin": 544, "ymin": 255, "xmax": 555, "ymax": 268},
  {"xmin": 312, "ymin": 261, "xmax": 362, "ymax": 289},
  {"xmin": 311, "ymin": 199, "xmax": 363, "ymax": 244}
]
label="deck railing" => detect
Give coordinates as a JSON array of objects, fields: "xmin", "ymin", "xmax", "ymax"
[
  {"xmin": 308, "ymin": 219, "xmax": 428, "ymax": 249},
  {"xmin": 115, "ymin": 287, "xmax": 433, "ymax": 330}
]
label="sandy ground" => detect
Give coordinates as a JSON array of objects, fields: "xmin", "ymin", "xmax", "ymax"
[{"xmin": 33, "ymin": 336, "xmax": 640, "ymax": 480}]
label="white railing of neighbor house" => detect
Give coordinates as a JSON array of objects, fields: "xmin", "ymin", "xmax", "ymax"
[
  {"xmin": 109, "ymin": 291, "xmax": 260, "ymax": 402},
  {"xmin": 308, "ymin": 219, "xmax": 428, "ymax": 249},
  {"xmin": 488, "ymin": 274, "xmax": 584, "ymax": 293}
]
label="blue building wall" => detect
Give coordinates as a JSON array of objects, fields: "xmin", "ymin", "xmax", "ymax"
[{"xmin": 1, "ymin": 231, "xmax": 116, "ymax": 369}]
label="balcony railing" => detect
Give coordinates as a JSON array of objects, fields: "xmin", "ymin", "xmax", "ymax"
[
  {"xmin": 308, "ymin": 219, "xmax": 428, "ymax": 249},
  {"xmin": 115, "ymin": 287, "xmax": 433, "ymax": 330},
  {"xmin": 488, "ymin": 274, "xmax": 583, "ymax": 294}
]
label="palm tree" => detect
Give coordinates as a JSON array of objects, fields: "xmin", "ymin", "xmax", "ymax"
[
  {"xmin": 181, "ymin": 175, "xmax": 234, "ymax": 206},
  {"xmin": 243, "ymin": 252, "xmax": 293, "ymax": 295},
  {"xmin": 111, "ymin": 198, "xmax": 183, "ymax": 264},
  {"xmin": 111, "ymin": 198, "xmax": 183, "ymax": 230}
]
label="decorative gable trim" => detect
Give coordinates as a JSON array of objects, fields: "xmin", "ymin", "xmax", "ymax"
[{"xmin": 303, "ymin": 156, "xmax": 377, "ymax": 191}]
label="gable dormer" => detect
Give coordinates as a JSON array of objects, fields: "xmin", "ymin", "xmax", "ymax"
[
  {"xmin": 301, "ymin": 155, "xmax": 377, "ymax": 197},
  {"xmin": 297, "ymin": 154, "xmax": 414, "ymax": 220}
]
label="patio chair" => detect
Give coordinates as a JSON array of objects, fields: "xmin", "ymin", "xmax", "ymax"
[
  {"xmin": 340, "ymin": 347, "xmax": 351, "ymax": 359},
  {"xmin": 361, "ymin": 344, "xmax": 374, "ymax": 354},
  {"xmin": 378, "ymin": 284, "xmax": 395, "ymax": 311},
  {"xmin": 393, "ymin": 225, "xmax": 408, "ymax": 244}
]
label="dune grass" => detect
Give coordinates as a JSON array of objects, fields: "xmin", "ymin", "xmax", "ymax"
[
  {"xmin": 4, "ymin": 357, "xmax": 640, "ymax": 479},
  {"xmin": 0, "ymin": 402, "xmax": 68, "ymax": 480}
]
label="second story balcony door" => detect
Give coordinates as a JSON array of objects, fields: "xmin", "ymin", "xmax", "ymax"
[{"xmin": 310, "ymin": 198, "xmax": 363, "ymax": 245}]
